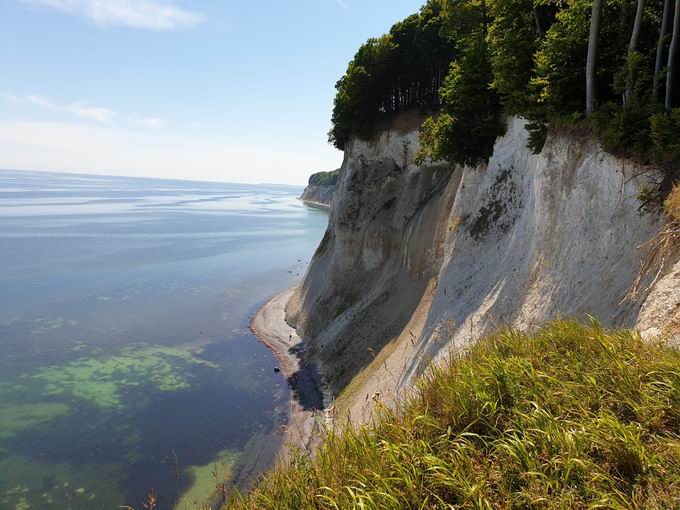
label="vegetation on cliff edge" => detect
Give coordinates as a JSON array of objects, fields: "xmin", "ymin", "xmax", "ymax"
[
  {"xmin": 232, "ymin": 320, "xmax": 680, "ymax": 509},
  {"xmin": 330, "ymin": 0, "xmax": 680, "ymax": 182},
  {"xmin": 308, "ymin": 170, "xmax": 340, "ymax": 188}
]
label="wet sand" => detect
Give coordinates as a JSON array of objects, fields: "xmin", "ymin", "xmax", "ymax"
[{"xmin": 250, "ymin": 288, "xmax": 326, "ymax": 460}]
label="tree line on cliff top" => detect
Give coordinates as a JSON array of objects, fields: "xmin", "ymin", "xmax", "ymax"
[
  {"xmin": 329, "ymin": 0, "xmax": 680, "ymax": 181},
  {"xmin": 308, "ymin": 169, "xmax": 340, "ymax": 187}
]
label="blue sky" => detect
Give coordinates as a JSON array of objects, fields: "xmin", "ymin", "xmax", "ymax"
[{"xmin": 0, "ymin": 0, "xmax": 425, "ymax": 185}]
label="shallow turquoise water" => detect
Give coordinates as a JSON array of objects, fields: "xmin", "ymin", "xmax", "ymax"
[{"xmin": 0, "ymin": 169, "xmax": 328, "ymax": 510}]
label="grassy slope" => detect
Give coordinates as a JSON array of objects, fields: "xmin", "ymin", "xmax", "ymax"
[{"xmin": 232, "ymin": 320, "xmax": 680, "ymax": 509}]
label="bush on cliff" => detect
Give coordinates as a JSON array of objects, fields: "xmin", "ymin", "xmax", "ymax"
[
  {"xmin": 308, "ymin": 170, "xmax": 340, "ymax": 187},
  {"xmin": 231, "ymin": 320, "xmax": 680, "ymax": 509}
]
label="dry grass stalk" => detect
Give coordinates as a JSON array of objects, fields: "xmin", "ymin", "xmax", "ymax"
[{"xmin": 627, "ymin": 184, "xmax": 680, "ymax": 300}]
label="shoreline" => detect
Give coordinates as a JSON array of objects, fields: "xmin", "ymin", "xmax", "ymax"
[
  {"xmin": 249, "ymin": 288, "xmax": 327, "ymax": 460},
  {"xmin": 299, "ymin": 198, "xmax": 331, "ymax": 211}
]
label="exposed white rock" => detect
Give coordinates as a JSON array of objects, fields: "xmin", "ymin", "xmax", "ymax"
[
  {"xmin": 285, "ymin": 115, "xmax": 679, "ymax": 423},
  {"xmin": 299, "ymin": 183, "xmax": 336, "ymax": 210},
  {"xmin": 636, "ymin": 259, "xmax": 680, "ymax": 345}
]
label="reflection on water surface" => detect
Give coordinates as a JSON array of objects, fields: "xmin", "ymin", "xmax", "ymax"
[{"xmin": 0, "ymin": 169, "xmax": 327, "ymax": 510}]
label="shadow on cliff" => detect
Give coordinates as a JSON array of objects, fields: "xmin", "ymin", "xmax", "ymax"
[{"xmin": 286, "ymin": 343, "xmax": 324, "ymax": 411}]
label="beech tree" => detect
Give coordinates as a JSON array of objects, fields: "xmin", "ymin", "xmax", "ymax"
[
  {"xmin": 666, "ymin": 0, "xmax": 680, "ymax": 111},
  {"xmin": 330, "ymin": 0, "xmax": 678, "ymax": 170},
  {"xmin": 654, "ymin": 0, "xmax": 672, "ymax": 101},
  {"xmin": 624, "ymin": 0, "xmax": 645, "ymax": 105},
  {"xmin": 628, "ymin": 0, "xmax": 645, "ymax": 55},
  {"xmin": 418, "ymin": 32, "xmax": 505, "ymax": 166},
  {"xmin": 586, "ymin": 0, "xmax": 604, "ymax": 115},
  {"xmin": 328, "ymin": 0, "xmax": 452, "ymax": 150}
]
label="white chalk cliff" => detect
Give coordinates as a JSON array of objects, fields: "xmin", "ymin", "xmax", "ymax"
[
  {"xmin": 299, "ymin": 183, "xmax": 336, "ymax": 209},
  {"xmin": 288, "ymin": 114, "xmax": 680, "ymax": 422}
]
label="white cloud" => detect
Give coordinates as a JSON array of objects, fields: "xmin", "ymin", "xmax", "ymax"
[
  {"xmin": 25, "ymin": 94, "xmax": 115, "ymax": 125},
  {"xmin": 25, "ymin": 94, "xmax": 58, "ymax": 110},
  {"xmin": 0, "ymin": 93, "xmax": 22, "ymax": 103},
  {"xmin": 14, "ymin": 93, "xmax": 164, "ymax": 129},
  {"xmin": 0, "ymin": 120, "xmax": 340, "ymax": 185},
  {"xmin": 17, "ymin": 0, "xmax": 204, "ymax": 30},
  {"xmin": 130, "ymin": 115, "xmax": 168, "ymax": 130},
  {"xmin": 69, "ymin": 102, "xmax": 116, "ymax": 125}
]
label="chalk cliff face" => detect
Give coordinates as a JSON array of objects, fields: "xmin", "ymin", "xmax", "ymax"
[
  {"xmin": 286, "ymin": 115, "xmax": 680, "ymax": 421},
  {"xmin": 299, "ymin": 184, "xmax": 336, "ymax": 209}
]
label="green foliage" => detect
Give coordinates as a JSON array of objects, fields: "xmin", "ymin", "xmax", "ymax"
[
  {"xmin": 418, "ymin": 33, "xmax": 506, "ymax": 166},
  {"xmin": 308, "ymin": 169, "xmax": 340, "ymax": 187},
  {"xmin": 232, "ymin": 320, "xmax": 680, "ymax": 509},
  {"xmin": 530, "ymin": 0, "xmax": 592, "ymax": 117},
  {"xmin": 587, "ymin": 52, "xmax": 658, "ymax": 157},
  {"xmin": 526, "ymin": 119, "xmax": 549, "ymax": 153},
  {"xmin": 329, "ymin": 36, "xmax": 395, "ymax": 149},
  {"xmin": 636, "ymin": 184, "xmax": 663, "ymax": 214},
  {"xmin": 330, "ymin": 0, "xmax": 677, "ymax": 173},
  {"xmin": 487, "ymin": 0, "xmax": 541, "ymax": 115},
  {"xmin": 329, "ymin": 1, "xmax": 453, "ymax": 150},
  {"xmin": 591, "ymin": 101, "xmax": 654, "ymax": 157},
  {"xmin": 651, "ymin": 109, "xmax": 680, "ymax": 164}
]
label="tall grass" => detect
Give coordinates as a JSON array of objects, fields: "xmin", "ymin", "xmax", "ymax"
[
  {"xmin": 629, "ymin": 183, "xmax": 680, "ymax": 299},
  {"xmin": 231, "ymin": 320, "xmax": 680, "ymax": 509}
]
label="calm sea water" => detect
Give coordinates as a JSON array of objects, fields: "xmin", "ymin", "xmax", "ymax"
[{"xmin": 0, "ymin": 169, "xmax": 328, "ymax": 510}]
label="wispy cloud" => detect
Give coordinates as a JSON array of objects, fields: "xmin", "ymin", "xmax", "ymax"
[
  {"xmin": 335, "ymin": 0, "xmax": 348, "ymax": 7},
  {"xmin": 69, "ymin": 102, "xmax": 116, "ymax": 124},
  {"xmin": 25, "ymin": 94, "xmax": 115, "ymax": 125},
  {"xmin": 0, "ymin": 120, "xmax": 338, "ymax": 185},
  {"xmin": 1, "ymin": 92, "xmax": 23, "ymax": 104},
  {"xmin": 129, "ymin": 114, "xmax": 168, "ymax": 130},
  {"xmin": 12, "ymin": 93, "xmax": 166, "ymax": 129},
  {"xmin": 25, "ymin": 94, "xmax": 57, "ymax": 111},
  {"xmin": 16, "ymin": 0, "xmax": 205, "ymax": 30}
]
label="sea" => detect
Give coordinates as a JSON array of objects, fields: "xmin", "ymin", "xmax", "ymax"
[{"xmin": 0, "ymin": 169, "xmax": 328, "ymax": 510}]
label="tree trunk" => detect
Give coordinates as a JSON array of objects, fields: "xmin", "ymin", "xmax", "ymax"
[
  {"xmin": 624, "ymin": 0, "xmax": 645, "ymax": 105},
  {"xmin": 666, "ymin": 0, "xmax": 680, "ymax": 111},
  {"xmin": 533, "ymin": 7, "xmax": 543, "ymax": 34},
  {"xmin": 628, "ymin": 0, "xmax": 645, "ymax": 54},
  {"xmin": 620, "ymin": 0, "xmax": 629, "ymax": 35},
  {"xmin": 586, "ymin": 0, "xmax": 604, "ymax": 115},
  {"xmin": 654, "ymin": 0, "xmax": 672, "ymax": 102}
]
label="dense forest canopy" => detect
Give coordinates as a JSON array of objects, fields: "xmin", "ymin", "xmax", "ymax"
[
  {"xmin": 308, "ymin": 169, "xmax": 340, "ymax": 187},
  {"xmin": 329, "ymin": 0, "xmax": 680, "ymax": 183},
  {"xmin": 328, "ymin": 1, "xmax": 454, "ymax": 149}
]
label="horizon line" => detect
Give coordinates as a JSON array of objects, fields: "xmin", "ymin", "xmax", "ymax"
[{"xmin": 0, "ymin": 167, "xmax": 308, "ymax": 188}]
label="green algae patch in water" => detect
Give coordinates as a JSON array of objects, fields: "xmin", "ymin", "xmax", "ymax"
[
  {"xmin": 33, "ymin": 345, "xmax": 218, "ymax": 409},
  {"xmin": 174, "ymin": 450, "xmax": 238, "ymax": 510},
  {"xmin": 29, "ymin": 317, "xmax": 78, "ymax": 335},
  {"xmin": 0, "ymin": 456, "xmax": 125, "ymax": 510},
  {"xmin": 0, "ymin": 403, "xmax": 70, "ymax": 440},
  {"xmin": 0, "ymin": 171, "xmax": 328, "ymax": 509}
]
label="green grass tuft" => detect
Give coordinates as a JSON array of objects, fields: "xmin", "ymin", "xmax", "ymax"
[{"xmin": 231, "ymin": 320, "xmax": 680, "ymax": 509}]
